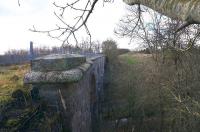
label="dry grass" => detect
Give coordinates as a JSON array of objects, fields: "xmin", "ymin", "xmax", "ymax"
[
  {"xmin": 103, "ymin": 52, "xmax": 151, "ymax": 118},
  {"xmin": 102, "ymin": 52, "xmax": 174, "ymax": 131},
  {"xmin": 0, "ymin": 64, "xmax": 30, "ymax": 104}
]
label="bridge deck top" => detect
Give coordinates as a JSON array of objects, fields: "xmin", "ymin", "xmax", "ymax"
[{"xmin": 24, "ymin": 54, "xmax": 104, "ymax": 84}]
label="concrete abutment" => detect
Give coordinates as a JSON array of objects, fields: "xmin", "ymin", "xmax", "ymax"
[{"xmin": 24, "ymin": 54, "xmax": 105, "ymax": 132}]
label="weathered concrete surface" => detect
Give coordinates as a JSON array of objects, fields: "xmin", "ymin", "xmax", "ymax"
[
  {"xmin": 123, "ymin": 0, "xmax": 200, "ymax": 23},
  {"xmin": 24, "ymin": 69, "xmax": 83, "ymax": 83},
  {"xmin": 31, "ymin": 54, "xmax": 86, "ymax": 72},
  {"xmin": 24, "ymin": 54, "xmax": 105, "ymax": 132},
  {"xmin": 25, "ymin": 54, "xmax": 92, "ymax": 83}
]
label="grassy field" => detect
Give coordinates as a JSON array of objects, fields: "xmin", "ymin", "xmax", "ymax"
[
  {"xmin": 0, "ymin": 64, "xmax": 30, "ymax": 105},
  {"xmin": 119, "ymin": 54, "xmax": 138, "ymax": 65}
]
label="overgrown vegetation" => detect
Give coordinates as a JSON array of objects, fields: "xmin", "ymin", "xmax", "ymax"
[
  {"xmin": 0, "ymin": 64, "xmax": 30, "ymax": 106},
  {"xmin": 0, "ymin": 64, "xmax": 63, "ymax": 131},
  {"xmin": 100, "ymin": 4, "xmax": 200, "ymax": 132},
  {"xmin": 101, "ymin": 48, "xmax": 200, "ymax": 131},
  {"xmin": 101, "ymin": 51, "xmax": 153, "ymax": 131}
]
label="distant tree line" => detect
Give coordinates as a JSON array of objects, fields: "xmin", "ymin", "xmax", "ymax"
[{"xmin": 0, "ymin": 40, "xmax": 102, "ymax": 66}]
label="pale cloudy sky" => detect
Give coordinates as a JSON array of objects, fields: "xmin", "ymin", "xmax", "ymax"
[{"xmin": 0, "ymin": 0, "xmax": 138, "ymax": 54}]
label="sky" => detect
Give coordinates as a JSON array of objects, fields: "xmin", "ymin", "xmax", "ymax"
[{"xmin": 0, "ymin": 0, "xmax": 139, "ymax": 54}]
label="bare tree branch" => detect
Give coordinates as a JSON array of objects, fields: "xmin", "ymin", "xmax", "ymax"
[
  {"xmin": 18, "ymin": 0, "xmax": 20, "ymax": 6},
  {"xmin": 30, "ymin": 0, "xmax": 115, "ymax": 47}
]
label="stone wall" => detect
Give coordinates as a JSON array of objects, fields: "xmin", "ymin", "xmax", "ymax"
[{"xmin": 24, "ymin": 54, "xmax": 105, "ymax": 132}]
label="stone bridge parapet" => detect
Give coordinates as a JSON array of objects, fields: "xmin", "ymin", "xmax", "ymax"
[{"xmin": 24, "ymin": 54, "xmax": 105, "ymax": 132}]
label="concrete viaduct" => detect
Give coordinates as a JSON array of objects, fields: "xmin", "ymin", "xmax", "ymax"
[{"xmin": 24, "ymin": 54, "xmax": 105, "ymax": 132}]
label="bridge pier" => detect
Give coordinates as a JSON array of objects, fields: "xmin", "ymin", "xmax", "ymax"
[{"xmin": 24, "ymin": 54, "xmax": 105, "ymax": 132}]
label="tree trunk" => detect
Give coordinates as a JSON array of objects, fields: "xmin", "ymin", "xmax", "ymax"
[{"xmin": 123, "ymin": 0, "xmax": 200, "ymax": 23}]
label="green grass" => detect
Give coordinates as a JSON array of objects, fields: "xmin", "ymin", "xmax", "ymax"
[{"xmin": 120, "ymin": 54, "xmax": 138, "ymax": 65}]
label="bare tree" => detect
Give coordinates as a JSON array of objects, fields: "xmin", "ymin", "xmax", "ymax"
[
  {"xmin": 115, "ymin": 6, "xmax": 200, "ymax": 57},
  {"xmin": 29, "ymin": 0, "xmax": 114, "ymax": 47}
]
